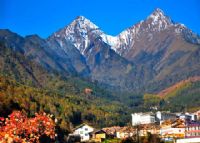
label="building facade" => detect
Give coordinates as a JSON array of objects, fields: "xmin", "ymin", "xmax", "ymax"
[
  {"xmin": 116, "ymin": 126, "xmax": 135, "ymax": 139},
  {"xmin": 176, "ymin": 138, "xmax": 200, "ymax": 143},
  {"xmin": 185, "ymin": 121, "xmax": 200, "ymax": 138},
  {"xmin": 73, "ymin": 124, "xmax": 94, "ymax": 142},
  {"xmin": 132, "ymin": 113, "xmax": 155, "ymax": 126},
  {"xmin": 156, "ymin": 111, "xmax": 177, "ymax": 123},
  {"xmin": 92, "ymin": 130, "xmax": 107, "ymax": 142},
  {"xmin": 160, "ymin": 119, "xmax": 185, "ymax": 140},
  {"xmin": 160, "ymin": 125, "xmax": 185, "ymax": 139},
  {"xmin": 132, "ymin": 111, "xmax": 177, "ymax": 126}
]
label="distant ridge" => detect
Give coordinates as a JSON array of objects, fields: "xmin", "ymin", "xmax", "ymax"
[{"xmin": 158, "ymin": 76, "xmax": 200, "ymax": 98}]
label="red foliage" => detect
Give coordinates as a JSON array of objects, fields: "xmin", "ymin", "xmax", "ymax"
[{"xmin": 0, "ymin": 111, "xmax": 56, "ymax": 143}]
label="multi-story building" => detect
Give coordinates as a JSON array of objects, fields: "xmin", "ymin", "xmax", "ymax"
[
  {"xmin": 185, "ymin": 121, "xmax": 200, "ymax": 138},
  {"xmin": 177, "ymin": 121, "xmax": 200, "ymax": 143},
  {"xmin": 156, "ymin": 111, "xmax": 177, "ymax": 124},
  {"xmin": 116, "ymin": 126, "xmax": 136, "ymax": 139},
  {"xmin": 131, "ymin": 112, "xmax": 156, "ymax": 126},
  {"xmin": 132, "ymin": 111, "xmax": 177, "ymax": 126},
  {"xmin": 160, "ymin": 119, "xmax": 185, "ymax": 140},
  {"xmin": 139, "ymin": 124, "xmax": 160, "ymax": 136}
]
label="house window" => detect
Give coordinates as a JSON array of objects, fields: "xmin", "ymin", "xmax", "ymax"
[
  {"xmin": 85, "ymin": 128, "xmax": 88, "ymax": 131},
  {"xmin": 85, "ymin": 133, "xmax": 88, "ymax": 136},
  {"xmin": 80, "ymin": 131, "xmax": 83, "ymax": 134}
]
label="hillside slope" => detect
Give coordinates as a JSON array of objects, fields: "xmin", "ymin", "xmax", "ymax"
[{"xmin": 143, "ymin": 77, "xmax": 200, "ymax": 112}]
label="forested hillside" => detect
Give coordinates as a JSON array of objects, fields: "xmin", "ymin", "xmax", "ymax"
[
  {"xmin": 143, "ymin": 77, "xmax": 200, "ymax": 112},
  {"xmin": 0, "ymin": 41, "xmax": 131, "ymax": 141}
]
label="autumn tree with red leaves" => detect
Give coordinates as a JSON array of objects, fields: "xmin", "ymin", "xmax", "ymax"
[{"xmin": 0, "ymin": 111, "xmax": 56, "ymax": 143}]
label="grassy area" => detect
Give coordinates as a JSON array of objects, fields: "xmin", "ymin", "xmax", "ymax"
[{"xmin": 102, "ymin": 138, "xmax": 122, "ymax": 143}]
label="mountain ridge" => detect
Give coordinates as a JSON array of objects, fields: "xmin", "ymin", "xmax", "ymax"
[
  {"xmin": 157, "ymin": 76, "xmax": 200, "ymax": 98},
  {"xmin": 1, "ymin": 8, "xmax": 200, "ymax": 92},
  {"xmin": 48, "ymin": 8, "xmax": 200, "ymax": 57}
]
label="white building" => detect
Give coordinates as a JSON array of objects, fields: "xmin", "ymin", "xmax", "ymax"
[
  {"xmin": 194, "ymin": 110, "xmax": 200, "ymax": 120},
  {"xmin": 131, "ymin": 112, "xmax": 155, "ymax": 126},
  {"xmin": 132, "ymin": 111, "xmax": 178, "ymax": 126},
  {"xmin": 156, "ymin": 111, "xmax": 177, "ymax": 124},
  {"xmin": 178, "ymin": 114, "xmax": 192, "ymax": 121},
  {"xmin": 160, "ymin": 126, "xmax": 185, "ymax": 138},
  {"xmin": 176, "ymin": 138, "xmax": 200, "ymax": 143},
  {"xmin": 73, "ymin": 123, "xmax": 94, "ymax": 142},
  {"xmin": 185, "ymin": 113, "xmax": 197, "ymax": 121},
  {"xmin": 175, "ymin": 112, "xmax": 198, "ymax": 122}
]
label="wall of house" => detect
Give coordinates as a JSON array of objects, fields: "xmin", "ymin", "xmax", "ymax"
[
  {"xmin": 132, "ymin": 113, "xmax": 155, "ymax": 126},
  {"xmin": 176, "ymin": 138, "xmax": 200, "ymax": 143},
  {"xmin": 116, "ymin": 132, "xmax": 134, "ymax": 139},
  {"xmin": 156, "ymin": 111, "xmax": 176, "ymax": 122},
  {"xmin": 73, "ymin": 125, "xmax": 94, "ymax": 141},
  {"xmin": 185, "ymin": 125, "xmax": 200, "ymax": 138},
  {"xmin": 160, "ymin": 126, "xmax": 185, "ymax": 138},
  {"xmin": 96, "ymin": 133, "xmax": 106, "ymax": 139}
]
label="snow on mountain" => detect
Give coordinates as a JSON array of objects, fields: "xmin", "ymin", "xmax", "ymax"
[
  {"xmin": 100, "ymin": 8, "xmax": 176, "ymax": 55},
  {"xmin": 101, "ymin": 8, "xmax": 200, "ymax": 55},
  {"xmin": 147, "ymin": 8, "xmax": 173, "ymax": 30},
  {"xmin": 64, "ymin": 16, "xmax": 99, "ymax": 46},
  {"xmin": 50, "ymin": 9, "xmax": 200, "ymax": 57},
  {"xmin": 100, "ymin": 34, "xmax": 118, "ymax": 51},
  {"xmin": 51, "ymin": 16, "xmax": 103, "ymax": 55}
]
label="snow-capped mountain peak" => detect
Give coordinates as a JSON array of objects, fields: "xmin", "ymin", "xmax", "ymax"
[
  {"xmin": 65, "ymin": 16, "xmax": 101, "ymax": 54},
  {"xmin": 71, "ymin": 16, "xmax": 99, "ymax": 30},
  {"xmin": 51, "ymin": 16, "xmax": 103, "ymax": 55},
  {"xmin": 100, "ymin": 8, "xmax": 200, "ymax": 55},
  {"xmin": 49, "ymin": 9, "xmax": 200, "ymax": 57},
  {"xmin": 147, "ymin": 8, "xmax": 173, "ymax": 31}
]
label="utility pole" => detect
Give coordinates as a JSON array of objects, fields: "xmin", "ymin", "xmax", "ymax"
[{"xmin": 136, "ymin": 125, "xmax": 140, "ymax": 143}]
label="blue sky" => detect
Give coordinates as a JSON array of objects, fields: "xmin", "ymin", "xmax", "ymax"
[{"xmin": 0, "ymin": 0, "xmax": 200, "ymax": 38}]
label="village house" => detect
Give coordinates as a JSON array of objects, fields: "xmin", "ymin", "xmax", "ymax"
[
  {"xmin": 73, "ymin": 123, "xmax": 94, "ymax": 142},
  {"xmin": 176, "ymin": 138, "xmax": 200, "ymax": 143},
  {"xmin": 116, "ymin": 126, "xmax": 136, "ymax": 139},
  {"xmin": 102, "ymin": 126, "xmax": 121, "ymax": 138},
  {"xmin": 185, "ymin": 121, "xmax": 200, "ymax": 138},
  {"xmin": 177, "ymin": 123, "xmax": 200, "ymax": 143},
  {"xmin": 139, "ymin": 124, "xmax": 160, "ymax": 137},
  {"xmin": 160, "ymin": 119, "xmax": 185, "ymax": 140},
  {"xmin": 177, "ymin": 121, "xmax": 200, "ymax": 143},
  {"xmin": 91, "ymin": 129, "xmax": 107, "ymax": 142},
  {"xmin": 194, "ymin": 110, "xmax": 200, "ymax": 120}
]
